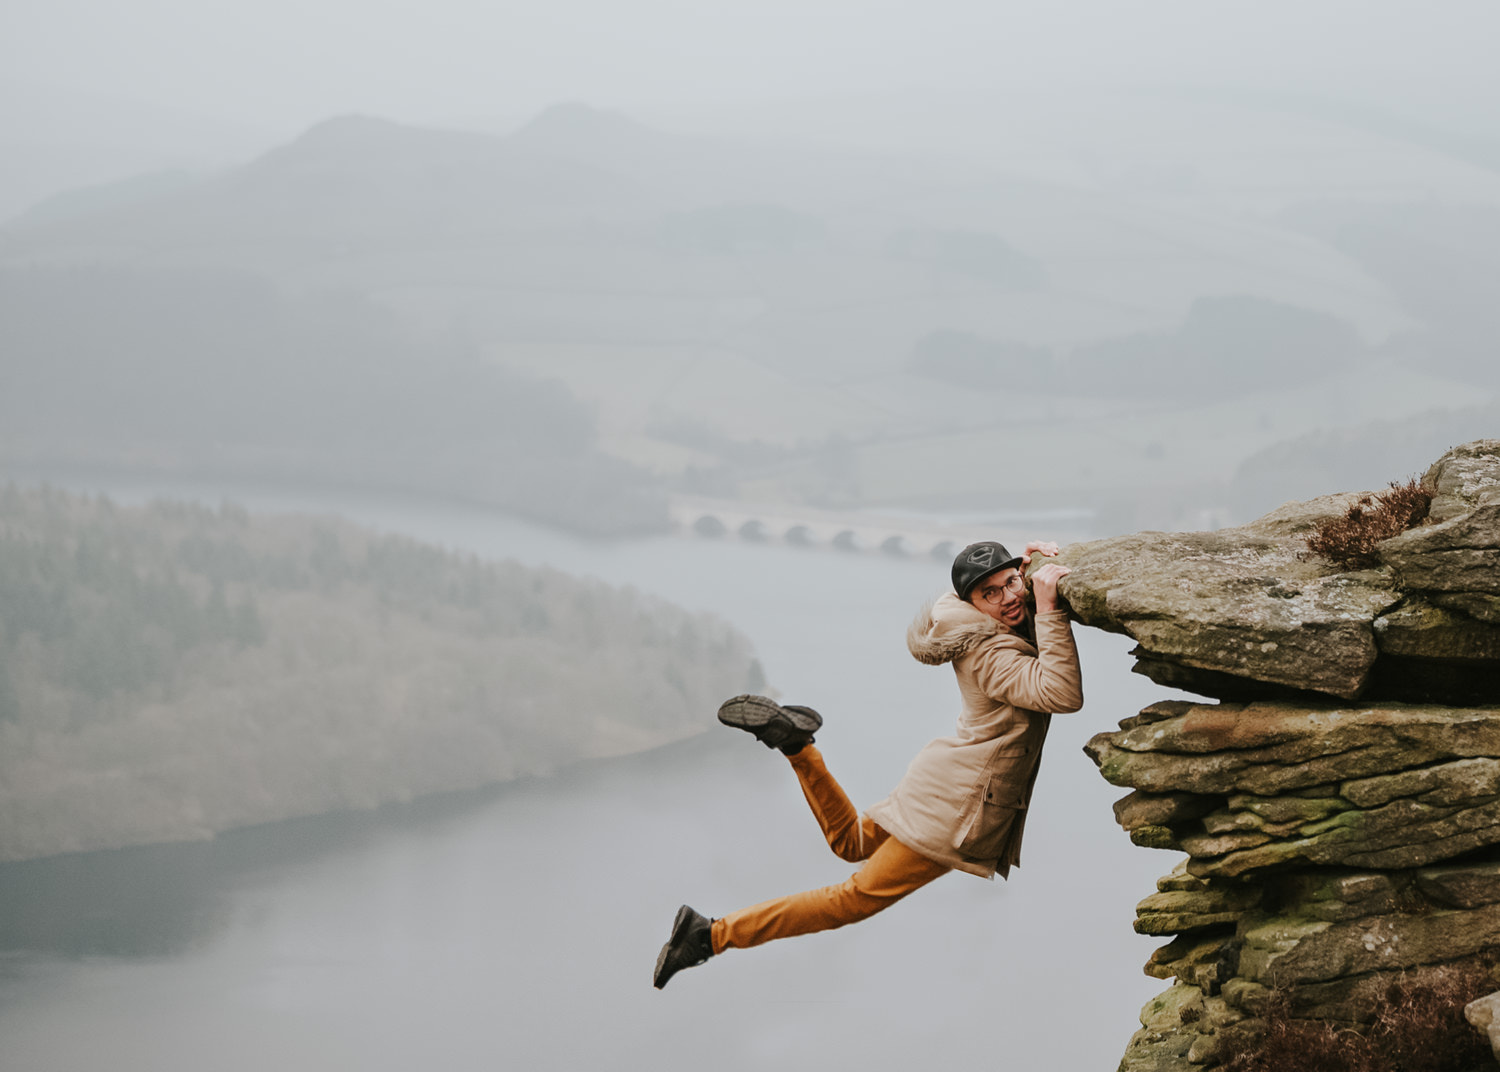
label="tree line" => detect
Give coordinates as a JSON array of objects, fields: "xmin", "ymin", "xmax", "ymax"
[{"xmin": 0, "ymin": 485, "xmax": 760, "ymax": 861}]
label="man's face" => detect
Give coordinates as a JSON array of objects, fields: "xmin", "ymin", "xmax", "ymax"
[{"xmin": 970, "ymin": 567, "xmax": 1026, "ymax": 627}]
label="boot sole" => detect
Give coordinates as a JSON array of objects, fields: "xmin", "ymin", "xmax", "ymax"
[
  {"xmin": 717, "ymin": 694, "xmax": 822, "ymax": 736},
  {"xmin": 653, "ymin": 904, "xmax": 697, "ymax": 990}
]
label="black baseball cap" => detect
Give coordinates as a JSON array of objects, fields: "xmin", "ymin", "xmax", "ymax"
[{"xmin": 951, "ymin": 541, "xmax": 1023, "ymax": 602}]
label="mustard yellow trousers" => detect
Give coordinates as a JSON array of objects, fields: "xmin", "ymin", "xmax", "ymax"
[{"xmin": 710, "ymin": 744, "xmax": 951, "ymax": 955}]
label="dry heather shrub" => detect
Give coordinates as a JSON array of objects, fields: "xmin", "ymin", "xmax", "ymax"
[
  {"xmin": 1224, "ymin": 959, "xmax": 1499, "ymax": 1072},
  {"xmin": 1305, "ymin": 478, "xmax": 1434, "ymax": 569}
]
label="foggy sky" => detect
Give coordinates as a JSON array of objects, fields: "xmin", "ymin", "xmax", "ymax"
[
  {"xmin": 5, "ymin": 0, "xmax": 1499, "ymax": 136},
  {"xmin": 3, "ymin": 4, "xmax": 1500, "ymax": 1067}
]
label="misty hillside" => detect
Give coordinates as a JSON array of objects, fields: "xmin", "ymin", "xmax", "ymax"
[
  {"xmin": 3, "ymin": 100, "xmax": 1497, "ymax": 532},
  {"xmin": 0, "ymin": 78, "xmax": 275, "ymax": 226},
  {"xmin": 0, "ymin": 484, "xmax": 761, "ymax": 862},
  {"xmin": 3, "ymin": 112, "xmax": 658, "ymax": 246},
  {"xmin": 0, "ymin": 265, "xmax": 666, "ymax": 535},
  {"xmin": 1227, "ymin": 399, "xmax": 1500, "ymax": 518}
]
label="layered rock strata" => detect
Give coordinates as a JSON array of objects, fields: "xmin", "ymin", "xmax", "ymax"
[{"xmin": 1056, "ymin": 441, "xmax": 1500, "ymax": 1070}]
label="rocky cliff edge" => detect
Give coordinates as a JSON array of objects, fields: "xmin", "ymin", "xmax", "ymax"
[{"xmin": 1051, "ymin": 439, "xmax": 1500, "ymax": 1071}]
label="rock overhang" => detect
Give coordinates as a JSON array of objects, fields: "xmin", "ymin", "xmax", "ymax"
[
  {"xmin": 1050, "ymin": 439, "xmax": 1500, "ymax": 703},
  {"xmin": 1081, "ymin": 439, "xmax": 1500, "ymax": 1068}
]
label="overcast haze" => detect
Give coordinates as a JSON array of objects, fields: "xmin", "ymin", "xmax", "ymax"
[
  {"xmin": 6, "ymin": 1, "xmax": 1500, "ymax": 132},
  {"xmin": 3, "ymin": 2, "xmax": 1500, "ymax": 1069}
]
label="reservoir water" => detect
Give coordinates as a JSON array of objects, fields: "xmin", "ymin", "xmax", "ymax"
[{"xmin": 0, "ymin": 479, "xmax": 1185, "ymax": 1070}]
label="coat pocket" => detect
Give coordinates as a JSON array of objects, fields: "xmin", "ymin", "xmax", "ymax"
[{"xmin": 952, "ymin": 762, "xmax": 1028, "ymax": 859}]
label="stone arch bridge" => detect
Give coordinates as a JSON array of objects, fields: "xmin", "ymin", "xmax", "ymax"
[{"xmin": 667, "ymin": 496, "xmax": 1086, "ymax": 560}]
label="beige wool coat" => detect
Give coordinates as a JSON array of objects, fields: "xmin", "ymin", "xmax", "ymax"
[{"xmin": 865, "ymin": 593, "xmax": 1084, "ymax": 879}]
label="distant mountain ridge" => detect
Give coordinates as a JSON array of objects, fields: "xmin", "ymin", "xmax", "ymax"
[
  {"xmin": 2, "ymin": 109, "xmax": 662, "ymax": 252},
  {"xmin": 4, "ymin": 97, "xmax": 1491, "ymax": 535},
  {"xmin": 0, "ymin": 101, "xmax": 926, "ymax": 256},
  {"xmin": 0, "ymin": 77, "xmax": 278, "ymax": 225},
  {"xmin": 0, "ymin": 264, "xmax": 669, "ymax": 536}
]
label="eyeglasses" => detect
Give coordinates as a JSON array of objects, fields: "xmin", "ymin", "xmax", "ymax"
[{"xmin": 975, "ymin": 574, "xmax": 1025, "ymax": 605}]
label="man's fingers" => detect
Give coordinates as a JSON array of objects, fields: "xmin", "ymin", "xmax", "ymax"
[
  {"xmin": 1023, "ymin": 541, "xmax": 1061, "ymax": 569},
  {"xmin": 1032, "ymin": 563, "xmax": 1071, "ymax": 585}
]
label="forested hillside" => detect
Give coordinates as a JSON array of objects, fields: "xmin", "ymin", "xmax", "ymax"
[{"xmin": 0, "ymin": 485, "xmax": 760, "ymax": 861}]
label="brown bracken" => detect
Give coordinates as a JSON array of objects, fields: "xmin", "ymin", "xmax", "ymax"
[
  {"xmin": 1304, "ymin": 478, "xmax": 1434, "ymax": 570},
  {"xmin": 1223, "ymin": 957, "xmax": 1498, "ymax": 1072}
]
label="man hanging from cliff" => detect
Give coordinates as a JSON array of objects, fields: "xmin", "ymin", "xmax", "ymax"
[{"xmin": 653, "ymin": 540, "xmax": 1081, "ymax": 988}]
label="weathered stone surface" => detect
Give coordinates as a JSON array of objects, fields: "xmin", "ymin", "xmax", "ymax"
[
  {"xmin": 1260, "ymin": 869, "xmax": 1408, "ymax": 923},
  {"xmin": 1238, "ymin": 901, "xmax": 1500, "ymax": 987},
  {"xmin": 1130, "ymin": 825, "xmax": 1183, "ymax": 850},
  {"xmin": 1145, "ymin": 931, "xmax": 1239, "ymax": 991},
  {"xmin": 1129, "ymin": 652, "xmax": 1331, "ymax": 703},
  {"xmin": 1118, "ymin": 1027, "xmax": 1196, "ymax": 1072},
  {"xmin": 1091, "ymin": 701, "xmax": 1500, "ymax": 876},
  {"xmin": 1467, "ymin": 991, "xmax": 1500, "ymax": 1063},
  {"xmin": 1417, "ymin": 859, "xmax": 1500, "ymax": 908},
  {"xmin": 1380, "ymin": 479, "xmax": 1500, "ymax": 596},
  {"xmin": 1091, "ymin": 444, "xmax": 1500, "ymax": 1071},
  {"xmin": 1156, "ymin": 859, "xmax": 1207, "ymax": 892},
  {"xmin": 1201, "ymin": 809, "xmax": 1305, "ymax": 837},
  {"xmin": 1225, "ymin": 792, "xmax": 1351, "ymax": 825},
  {"xmin": 1056, "ymin": 508, "xmax": 1399, "ymax": 698},
  {"xmin": 1138, "ymin": 982, "xmax": 1204, "ymax": 1029},
  {"xmin": 1433, "ymin": 591, "xmax": 1500, "ymax": 623},
  {"xmin": 1087, "ymin": 702, "xmax": 1500, "ymax": 797},
  {"xmin": 1108, "ymin": 843, "xmax": 1500, "ymax": 1052},
  {"xmin": 1469, "ymin": 989, "xmax": 1500, "ymax": 1031},
  {"xmin": 1191, "ymin": 797, "xmax": 1500, "ymax": 878},
  {"xmin": 1118, "ymin": 1032, "xmax": 1196, "ymax": 1072},
  {"xmin": 1120, "ymin": 700, "xmax": 1200, "ymax": 729},
  {"xmin": 1220, "ymin": 977, "xmax": 1270, "ymax": 1016},
  {"xmin": 1115, "ymin": 790, "xmax": 1221, "ymax": 832},
  {"xmin": 1279, "ymin": 968, "xmax": 1440, "ymax": 1025},
  {"xmin": 1374, "ymin": 598, "xmax": 1500, "ymax": 660},
  {"xmin": 1092, "ymin": 705, "xmax": 1500, "ymax": 877},
  {"xmin": 1185, "ymin": 994, "xmax": 1248, "ymax": 1064},
  {"xmin": 1135, "ymin": 885, "xmax": 1262, "ymax": 935},
  {"xmin": 1233, "ymin": 915, "xmax": 1331, "ymax": 981},
  {"xmin": 1179, "ymin": 829, "xmax": 1275, "ymax": 858},
  {"xmin": 1421, "ymin": 439, "xmax": 1500, "ymax": 524},
  {"xmin": 1118, "ymin": 984, "xmax": 1204, "ymax": 1072},
  {"xmin": 1120, "ymin": 983, "xmax": 1262, "ymax": 1071},
  {"xmin": 1342, "ymin": 757, "xmax": 1500, "ymax": 808},
  {"xmin": 1059, "ymin": 440, "xmax": 1500, "ymax": 702},
  {"xmin": 1184, "ymin": 1032, "xmax": 1218, "ymax": 1065}
]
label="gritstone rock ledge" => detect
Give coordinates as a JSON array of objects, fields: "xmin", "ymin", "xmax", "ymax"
[{"xmin": 1056, "ymin": 439, "xmax": 1500, "ymax": 1071}]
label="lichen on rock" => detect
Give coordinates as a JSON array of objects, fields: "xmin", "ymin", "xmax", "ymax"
[
  {"xmin": 1074, "ymin": 440, "xmax": 1500, "ymax": 1070},
  {"xmin": 1055, "ymin": 439, "xmax": 1500, "ymax": 703}
]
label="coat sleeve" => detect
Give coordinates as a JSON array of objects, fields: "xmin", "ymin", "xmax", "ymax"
[{"xmin": 963, "ymin": 610, "xmax": 1084, "ymax": 714}]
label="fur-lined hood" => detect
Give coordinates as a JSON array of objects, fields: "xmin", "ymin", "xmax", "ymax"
[{"xmin": 907, "ymin": 591, "xmax": 1032, "ymax": 666}]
